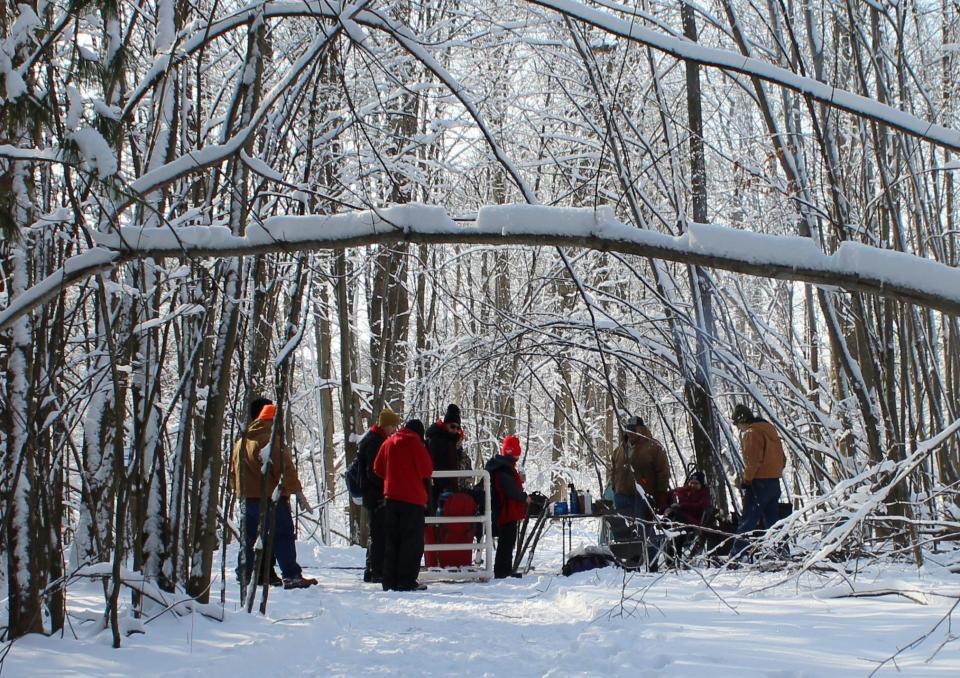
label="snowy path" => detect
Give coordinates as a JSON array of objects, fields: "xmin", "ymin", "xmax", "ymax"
[{"xmin": 5, "ymin": 522, "xmax": 960, "ymax": 677}]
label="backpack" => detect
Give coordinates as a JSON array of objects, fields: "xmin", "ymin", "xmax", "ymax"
[
  {"xmin": 527, "ymin": 491, "xmax": 548, "ymax": 517},
  {"xmin": 562, "ymin": 547, "xmax": 618, "ymax": 576},
  {"xmin": 343, "ymin": 455, "xmax": 365, "ymax": 503}
]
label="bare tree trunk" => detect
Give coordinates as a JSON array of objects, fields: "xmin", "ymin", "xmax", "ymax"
[
  {"xmin": 3, "ymin": 249, "xmax": 43, "ymax": 638},
  {"xmin": 681, "ymin": 2, "xmax": 723, "ymax": 505},
  {"xmin": 255, "ymin": 255, "xmax": 309, "ymax": 615},
  {"xmin": 370, "ymin": 244, "xmax": 410, "ymax": 415},
  {"xmin": 187, "ymin": 11, "xmax": 266, "ymax": 601},
  {"xmin": 314, "ymin": 282, "xmax": 338, "ymax": 513},
  {"xmin": 334, "ymin": 251, "xmax": 363, "ymax": 543},
  {"xmin": 169, "ymin": 270, "xmax": 205, "ymax": 587}
]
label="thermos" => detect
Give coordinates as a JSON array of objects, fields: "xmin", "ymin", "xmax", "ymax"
[
  {"xmin": 583, "ymin": 490, "xmax": 593, "ymax": 515},
  {"xmin": 569, "ymin": 483, "xmax": 580, "ymax": 514}
]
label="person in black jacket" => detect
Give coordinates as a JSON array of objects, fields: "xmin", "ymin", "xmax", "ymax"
[
  {"xmin": 357, "ymin": 407, "xmax": 401, "ymax": 583},
  {"xmin": 484, "ymin": 436, "xmax": 529, "ymax": 578},
  {"xmin": 425, "ymin": 404, "xmax": 469, "ymax": 511}
]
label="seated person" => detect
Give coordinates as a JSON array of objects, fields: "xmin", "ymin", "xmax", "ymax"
[
  {"xmin": 663, "ymin": 471, "xmax": 712, "ymax": 563},
  {"xmin": 665, "ymin": 471, "xmax": 711, "ymax": 525}
]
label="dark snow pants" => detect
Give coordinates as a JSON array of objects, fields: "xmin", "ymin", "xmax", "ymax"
[
  {"xmin": 613, "ymin": 492, "xmax": 643, "ymax": 518},
  {"xmin": 365, "ymin": 502, "xmax": 386, "ymax": 581},
  {"xmin": 382, "ymin": 499, "xmax": 425, "ymax": 591},
  {"xmin": 494, "ymin": 520, "xmax": 518, "ymax": 578}
]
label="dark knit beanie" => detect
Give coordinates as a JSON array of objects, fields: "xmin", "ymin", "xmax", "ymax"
[
  {"xmin": 731, "ymin": 404, "xmax": 754, "ymax": 424},
  {"xmin": 404, "ymin": 418, "xmax": 426, "ymax": 440},
  {"xmin": 624, "ymin": 415, "xmax": 644, "ymax": 430},
  {"xmin": 443, "ymin": 404, "xmax": 462, "ymax": 425},
  {"xmin": 688, "ymin": 471, "xmax": 707, "ymax": 486}
]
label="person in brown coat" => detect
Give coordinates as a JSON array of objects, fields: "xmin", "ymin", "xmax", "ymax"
[
  {"xmin": 729, "ymin": 403, "xmax": 787, "ymax": 560},
  {"xmin": 230, "ymin": 397, "xmax": 317, "ymax": 590},
  {"xmin": 610, "ymin": 415, "xmax": 670, "ymax": 520}
]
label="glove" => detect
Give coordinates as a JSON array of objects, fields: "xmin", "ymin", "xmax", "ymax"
[{"xmin": 296, "ymin": 491, "xmax": 314, "ymax": 514}]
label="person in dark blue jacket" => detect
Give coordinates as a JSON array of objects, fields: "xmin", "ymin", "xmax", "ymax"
[
  {"xmin": 356, "ymin": 407, "xmax": 400, "ymax": 583},
  {"xmin": 484, "ymin": 436, "xmax": 529, "ymax": 578}
]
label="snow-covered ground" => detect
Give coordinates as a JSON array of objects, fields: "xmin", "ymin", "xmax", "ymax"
[{"xmin": 5, "ymin": 520, "xmax": 960, "ymax": 677}]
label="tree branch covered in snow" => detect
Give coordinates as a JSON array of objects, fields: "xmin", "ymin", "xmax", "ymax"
[{"xmin": 3, "ymin": 205, "xmax": 960, "ymax": 331}]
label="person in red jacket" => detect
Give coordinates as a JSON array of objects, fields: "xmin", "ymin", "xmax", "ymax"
[
  {"xmin": 373, "ymin": 419, "xmax": 434, "ymax": 592},
  {"xmin": 663, "ymin": 470, "xmax": 713, "ymax": 562},
  {"xmin": 484, "ymin": 435, "xmax": 529, "ymax": 579},
  {"xmin": 665, "ymin": 471, "xmax": 712, "ymax": 526}
]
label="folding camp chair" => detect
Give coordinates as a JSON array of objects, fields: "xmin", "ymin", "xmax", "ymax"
[{"xmin": 601, "ymin": 513, "xmax": 665, "ymax": 572}]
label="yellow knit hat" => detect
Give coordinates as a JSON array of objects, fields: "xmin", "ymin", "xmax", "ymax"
[{"xmin": 378, "ymin": 407, "xmax": 401, "ymax": 428}]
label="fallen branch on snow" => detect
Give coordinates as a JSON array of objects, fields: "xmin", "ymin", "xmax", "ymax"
[{"xmin": 72, "ymin": 563, "xmax": 224, "ymax": 623}]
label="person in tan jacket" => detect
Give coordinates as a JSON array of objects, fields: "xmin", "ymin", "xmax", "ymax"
[
  {"xmin": 730, "ymin": 403, "xmax": 787, "ymax": 560},
  {"xmin": 231, "ymin": 397, "xmax": 316, "ymax": 590},
  {"xmin": 610, "ymin": 415, "xmax": 670, "ymax": 519}
]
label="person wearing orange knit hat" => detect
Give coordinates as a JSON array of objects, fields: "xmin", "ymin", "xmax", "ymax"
[
  {"xmin": 229, "ymin": 397, "xmax": 317, "ymax": 590},
  {"xmin": 483, "ymin": 435, "xmax": 530, "ymax": 578}
]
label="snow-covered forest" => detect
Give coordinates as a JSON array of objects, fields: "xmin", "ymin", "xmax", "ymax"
[{"xmin": 1, "ymin": 0, "xmax": 960, "ymax": 671}]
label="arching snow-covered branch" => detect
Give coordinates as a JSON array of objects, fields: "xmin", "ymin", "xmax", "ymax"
[
  {"xmin": 0, "ymin": 248, "xmax": 119, "ymax": 330},
  {"xmin": 2, "ymin": 205, "xmax": 959, "ymax": 330}
]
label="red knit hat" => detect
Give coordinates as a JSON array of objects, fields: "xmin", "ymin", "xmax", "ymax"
[{"xmin": 501, "ymin": 435, "xmax": 521, "ymax": 458}]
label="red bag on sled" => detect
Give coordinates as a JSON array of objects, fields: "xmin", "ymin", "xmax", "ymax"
[{"xmin": 425, "ymin": 492, "xmax": 477, "ymax": 567}]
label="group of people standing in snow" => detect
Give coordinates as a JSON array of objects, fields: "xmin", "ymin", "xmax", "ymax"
[
  {"xmin": 609, "ymin": 404, "xmax": 787, "ymax": 564},
  {"xmin": 355, "ymin": 403, "xmax": 531, "ymax": 590},
  {"xmin": 231, "ymin": 399, "xmax": 529, "ymax": 594},
  {"xmin": 229, "ymin": 395, "xmax": 785, "ymax": 594}
]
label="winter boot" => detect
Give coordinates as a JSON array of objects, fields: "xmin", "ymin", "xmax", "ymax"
[
  {"xmin": 395, "ymin": 582, "xmax": 428, "ymax": 591},
  {"xmin": 283, "ymin": 575, "xmax": 318, "ymax": 590}
]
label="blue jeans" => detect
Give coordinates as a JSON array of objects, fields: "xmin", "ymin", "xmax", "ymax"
[
  {"xmin": 731, "ymin": 479, "xmax": 781, "ymax": 560},
  {"xmin": 240, "ymin": 498, "xmax": 302, "ymax": 580},
  {"xmin": 614, "ymin": 493, "xmax": 644, "ymax": 519}
]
